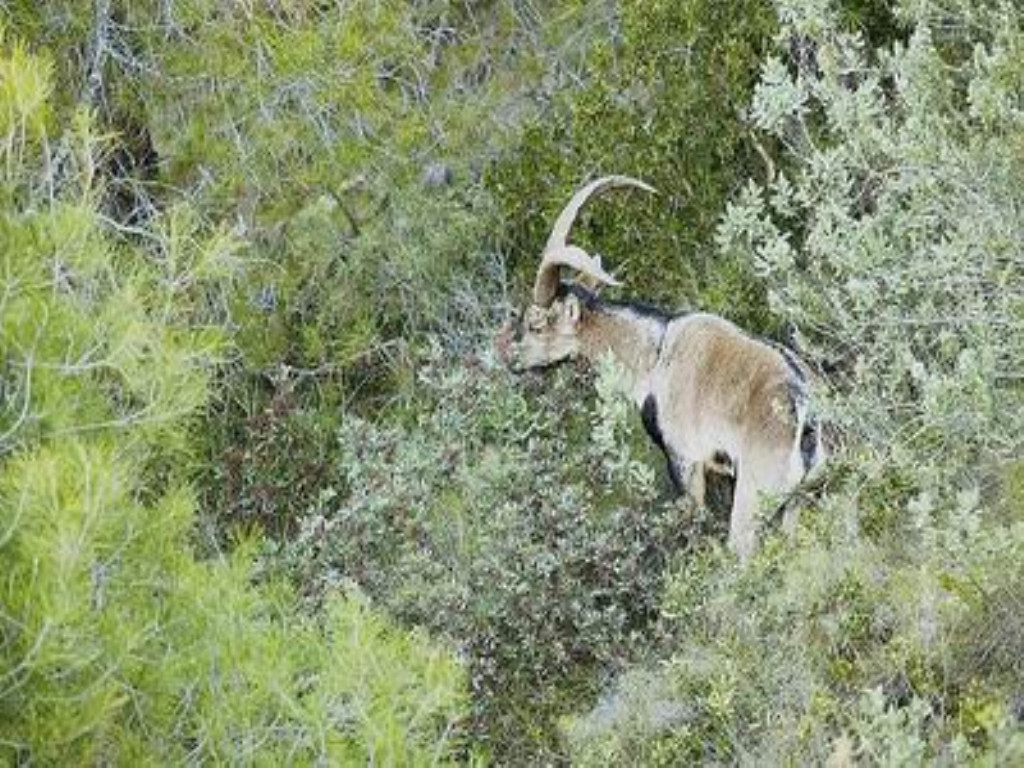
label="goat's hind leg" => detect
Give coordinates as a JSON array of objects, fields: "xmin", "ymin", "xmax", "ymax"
[
  {"xmin": 681, "ymin": 451, "xmax": 733, "ymax": 508},
  {"xmin": 728, "ymin": 472, "xmax": 759, "ymax": 562},
  {"xmin": 727, "ymin": 448, "xmax": 794, "ymax": 562},
  {"xmin": 684, "ymin": 460, "xmax": 711, "ymax": 519}
]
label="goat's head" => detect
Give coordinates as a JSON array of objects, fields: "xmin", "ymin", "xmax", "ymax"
[{"xmin": 496, "ymin": 175, "xmax": 655, "ymax": 371}]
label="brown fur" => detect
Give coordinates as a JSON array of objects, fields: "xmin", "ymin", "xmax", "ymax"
[
  {"xmin": 651, "ymin": 314, "xmax": 815, "ymax": 558},
  {"xmin": 577, "ymin": 304, "xmax": 663, "ymax": 402}
]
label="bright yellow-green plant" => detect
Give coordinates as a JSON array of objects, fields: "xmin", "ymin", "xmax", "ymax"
[{"xmin": 0, "ymin": 38, "xmax": 469, "ymax": 763}]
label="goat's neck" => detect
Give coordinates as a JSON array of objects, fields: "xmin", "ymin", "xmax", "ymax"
[{"xmin": 578, "ymin": 302, "xmax": 666, "ymax": 406}]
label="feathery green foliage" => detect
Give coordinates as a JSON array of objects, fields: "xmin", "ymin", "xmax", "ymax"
[{"xmin": 0, "ymin": 37, "xmax": 468, "ymax": 763}]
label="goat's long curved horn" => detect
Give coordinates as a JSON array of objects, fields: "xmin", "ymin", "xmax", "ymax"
[
  {"xmin": 533, "ymin": 175, "xmax": 655, "ymax": 307},
  {"xmin": 544, "ymin": 175, "xmax": 656, "ymax": 254},
  {"xmin": 532, "ymin": 246, "xmax": 621, "ymax": 307}
]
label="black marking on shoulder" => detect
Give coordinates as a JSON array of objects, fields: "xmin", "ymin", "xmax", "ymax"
[
  {"xmin": 641, "ymin": 394, "xmax": 684, "ymax": 492},
  {"xmin": 641, "ymin": 394, "xmax": 667, "ymax": 452}
]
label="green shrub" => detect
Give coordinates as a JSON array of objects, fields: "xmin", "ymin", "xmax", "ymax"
[
  {"xmin": 276, "ymin": 346, "xmax": 713, "ymax": 762},
  {"xmin": 568, "ymin": 520, "xmax": 1024, "ymax": 763},
  {"xmin": 565, "ymin": 0, "xmax": 1024, "ymax": 762},
  {"xmin": 489, "ymin": 0, "xmax": 781, "ymax": 333},
  {"xmin": 110, "ymin": 1, "xmax": 615, "ymax": 539},
  {"xmin": 0, "ymin": 39, "xmax": 469, "ymax": 763},
  {"xmin": 125, "ymin": 1, "xmax": 609, "ymax": 370}
]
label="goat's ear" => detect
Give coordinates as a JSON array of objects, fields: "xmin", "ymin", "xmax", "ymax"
[
  {"xmin": 577, "ymin": 255, "xmax": 608, "ymax": 293},
  {"xmin": 564, "ymin": 293, "xmax": 582, "ymax": 324}
]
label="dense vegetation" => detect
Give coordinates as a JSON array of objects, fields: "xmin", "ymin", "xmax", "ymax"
[{"xmin": 2, "ymin": 0, "xmax": 1021, "ymax": 763}]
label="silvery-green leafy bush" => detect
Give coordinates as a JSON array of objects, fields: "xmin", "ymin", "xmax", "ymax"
[
  {"xmin": 567, "ymin": 0, "xmax": 1024, "ymax": 762},
  {"xmin": 719, "ymin": 0, "xmax": 1023, "ymax": 499},
  {"xmin": 278, "ymin": 347, "xmax": 696, "ymax": 762}
]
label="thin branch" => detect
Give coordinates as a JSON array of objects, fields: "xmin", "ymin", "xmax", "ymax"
[{"xmin": 85, "ymin": 0, "xmax": 114, "ymax": 109}]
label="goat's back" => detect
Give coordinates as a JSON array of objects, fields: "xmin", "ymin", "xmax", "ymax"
[{"xmin": 653, "ymin": 313, "xmax": 799, "ymax": 460}]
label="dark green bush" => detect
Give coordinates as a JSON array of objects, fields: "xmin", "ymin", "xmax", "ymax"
[
  {"xmin": 275, "ymin": 348, "xmax": 713, "ymax": 762},
  {"xmin": 489, "ymin": 0, "xmax": 780, "ymax": 333}
]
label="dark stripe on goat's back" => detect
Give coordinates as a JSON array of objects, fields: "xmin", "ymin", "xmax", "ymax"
[
  {"xmin": 775, "ymin": 343, "xmax": 807, "ymax": 383},
  {"xmin": 617, "ymin": 299, "xmax": 675, "ymax": 324},
  {"xmin": 561, "ymin": 283, "xmax": 677, "ymax": 324}
]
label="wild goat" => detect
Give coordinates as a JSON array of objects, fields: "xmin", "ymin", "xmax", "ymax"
[{"xmin": 495, "ymin": 175, "xmax": 825, "ymax": 560}]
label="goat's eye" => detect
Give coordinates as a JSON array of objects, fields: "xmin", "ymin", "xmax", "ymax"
[{"xmin": 525, "ymin": 306, "xmax": 546, "ymax": 329}]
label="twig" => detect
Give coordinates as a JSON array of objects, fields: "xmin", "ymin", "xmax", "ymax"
[{"xmin": 86, "ymin": 0, "xmax": 113, "ymax": 108}]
